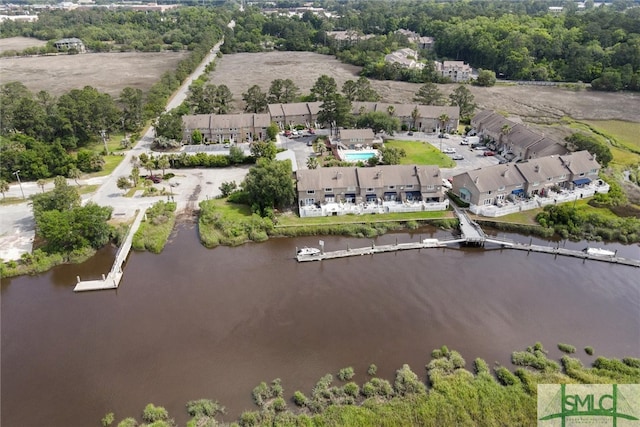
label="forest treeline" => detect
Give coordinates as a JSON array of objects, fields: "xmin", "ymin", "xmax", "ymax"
[{"xmin": 221, "ymin": 0, "xmax": 640, "ymax": 90}]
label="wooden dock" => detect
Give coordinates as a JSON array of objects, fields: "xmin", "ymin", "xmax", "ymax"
[
  {"xmin": 74, "ymin": 210, "xmax": 144, "ymax": 292},
  {"xmin": 297, "ymin": 209, "xmax": 639, "ymax": 267}
]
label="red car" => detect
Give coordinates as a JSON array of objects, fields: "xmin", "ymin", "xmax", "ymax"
[{"xmin": 483, "ymin": 151, "xmax": 496, "ymax": 156}]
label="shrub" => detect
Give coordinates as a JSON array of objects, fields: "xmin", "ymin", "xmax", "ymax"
[
  {"xmin": 394, "ymin": 364, "xmax": 426, "ymax": 396},
  {"xmin": 367, "ymin": 364, "xmax": 377, "ymax": 376},
  {"xmin": 292, "ymin": 391, "xmax": 307, "ymax": 407},
  {"xmin": 271, "ymin": 397, "xmax": 286, "ymax": 412},
  {"xmin": 142, "ymin": 403, "xmax": 168, "ymax": 423},
  {"xmin": 585, "ymin": 346, "xmax": 594, "ymax": 355},
  {"xmin": 343, "ymin": 382, "xmax": 360, "ymax": 398},
  {"xmin": 338, "ymin": 367, "xmax": 355, "ymax": 381},
  {"xmin": 495, "ymin": 367, "xmax": 519, "ymax": 386},
  {"xmin": 558, "ymin": 343, "xmax": 576, "ymax": 354}
]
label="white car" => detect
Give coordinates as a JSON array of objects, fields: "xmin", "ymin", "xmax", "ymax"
[
  {"xmin": 442, "ymin": 147, "xmax": 456, "ymax": 154},
  {"xmin": 442, "ymin": 179, "xmax": 453, "ymax": 189}
]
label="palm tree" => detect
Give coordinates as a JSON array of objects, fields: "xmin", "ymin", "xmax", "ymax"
[
  {"xmin": 144, "ymin": 160, "xmax": 155, "ymax": 178},
  {"xmin": 387, "ymin": 105, "xmax": 395, "ymax": 117},
  {"xmin": 37, "ymin": 179, "xmax": 46, "ymax": 193},
  {"xmin": 68, "ymin": 167, "xmax": 81, "ymax": 186},
  {"xmin": 157, "ymin": 156, "xmax": 170, "ymax": 177},
  {"xmin": 411, "ymin": 107, "xmax": 420, "ymax": 131},
  {"xmin": 306, "ymin": 157, "xmax": 319, "ymax": 169},
  {"xmin": 0, "ymin": 179, "xmax": 9, "ymax": 199},
  {"xmin": 130, "ymin": 166, "xmax": 140, "ymax": 187},
  {"xmin": 438, "ymin": 113, "xmax": 450, "ymax": 134}
]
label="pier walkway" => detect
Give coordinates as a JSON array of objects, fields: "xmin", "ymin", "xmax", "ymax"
[
  {"xmin": 296, "ymin": 209, "xmax": 640, "ymax": 267},
  {"xmin": 73, "ymin": 210, "xmax": 144, "ymax": 292}
]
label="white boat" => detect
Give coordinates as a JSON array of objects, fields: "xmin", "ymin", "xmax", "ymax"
[
  {"xmin": 297, "ymin": 247, "xmax": 321, "ymax": 256},
  {"xmin": 585, "ymin": 247, "xmax": 615, "ymax": 257}
]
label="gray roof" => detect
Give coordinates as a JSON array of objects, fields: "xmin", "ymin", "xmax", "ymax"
[
  {"xmin": 462, "ymin": 163, "xmax": 526, "ymax": 192},
  {"xmin": 507, "ymin": 124, "xmax": 544, "ymax": 149},
  {"xmin": 267, "ymin": 104, "xmax": 285, "ymax": 117},
  {"xmin": 296, "ymin": 167, "xmax": 358, "ymax": 192},
  {"xmin": 282, "ymin": 103, "xmax": 310, "ymax": 116},
  {"xmin": 515, "ymin": 156, "xmax": 570, "ymax": 182},
  {"xmin": 472, "ymin": 110, "xmax": 515, "ymax": 134},
  {"xmin": 182, "ymin": 113, "xmax": 270, "ymax": 130},
  {"xmin": 559, "ymin": 150, "xmax": 600, "ymax": 175},
  {"xmin": 339, "ymin": 128, "xmax": 375, "ymax": 140}
]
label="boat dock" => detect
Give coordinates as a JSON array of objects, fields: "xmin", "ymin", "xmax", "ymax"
[
  {"xmin": 73, "ymin": 210, "xmax": 144, "ymax": 292},
  {"xmin": 296, "ymin": 209, "xmax": 640, "ymax": 267}
]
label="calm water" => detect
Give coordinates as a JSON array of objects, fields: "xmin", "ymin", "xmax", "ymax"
[{"xmin": 2, "ymin": 223, "xmax": 639, "ymax": 427}]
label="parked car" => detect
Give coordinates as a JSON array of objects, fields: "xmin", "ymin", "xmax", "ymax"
[
  {"xmin": 438, "ymin": 133, "xmax": 449, "ymax": 139},
  {"xmin": 451, "ymin": 154, "xmax": 464, "ymax": 160},
  {"xmin": 223, "ymin": 143, "xmax": 231, "ymax": 148},
  {"xmin": 442, "ymin": 147, "xmax": 456, "ymax": 154},
  {"xmin": 441, "ymin": 178, "xmax": 452, "ymax": 189},
  {"xmin": 407, "ymin": 131, "xmax": 414, "ymax": 136},
  {"xmin": 483, "ymin": 151, "xmax": 496, "ymax": 156},
  {"xmin": 284, "ymin": 130, "xmax": 292, "ymax": 137},
  {"xmin": 308, "ymin": 128, "xmax": 315, "ymax": 134}
]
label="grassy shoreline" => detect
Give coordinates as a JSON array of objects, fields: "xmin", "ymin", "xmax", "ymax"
[{"xmin": 104, "ymin": 342, "xmax": 640, "ymax": 427}]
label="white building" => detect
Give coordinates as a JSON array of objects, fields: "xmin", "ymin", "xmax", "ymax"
[{"xmin": 435, "ymin": 61, "xmax": 473, "ymax": 82}]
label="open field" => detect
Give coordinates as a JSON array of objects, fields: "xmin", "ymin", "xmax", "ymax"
[
  {"xmin": 0, "ymin": 50, "xmax": 188, "ymax": 96},
  {"xmin": 211, "ymin": 52, "xmax": 640, "ymax": 128},
  {"xmin": 0, "ymin": 36, "xmax": 47, "ymax": 53}
]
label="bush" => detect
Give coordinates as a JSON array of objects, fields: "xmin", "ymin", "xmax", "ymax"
[
  {"xmin": 142, "ymin": 403, "xmax": 169, "ymax": 423},
  {"xmin": 495, "ymin": 366, "xmax": 519, "ymax": 386},
  {"xmin": 558, "ymin": 343, "xmax": 576, "ymax": 354},
  {"xmin": 585, "ymin": 346, "xmax": 594, "ymax": 355},
  {"xmin": 367, "ymin": 364, "xmax": 377, "ymax": 376},
  {"xmin": 338, "ymin": 367, "xmax": 355, "ymax": 381},
  {"xmin": 292, "ymin": 391, "xmax": 308, "ymax": 407}
]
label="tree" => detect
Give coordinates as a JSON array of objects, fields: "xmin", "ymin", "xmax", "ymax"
[
  {"xmin": 117, "ymin": 176, "xmax": 132, "ymax": 193},
  {"xmin": 311, "ymin": 75, "xmax": 338, "ymax": 102},
  {"xmin": 215, "ymin": 84, "xmax": 233, "ymax": 114},
  {"xmin": 342, "ymin": 80, "xmax": 358, "ymax": 102},
  {"xmin": 268, "ymin": 79, "xmax": 299, "ymax": 103},
  {"xmin": 266, "ymin": 122, "xmax": 280, "ymax": 140},
  {"xmin": 0, "ymin": 179, "xmax": 8, "ymax": 199},
  {"xmin": 219, "ymin": 181, "xmax": 237, "ymax": 197},
  {"xmin": 379, "ymin": 146, "xmax": 406, "ymax": 165},
  {"xmin": 414, "ymin": 82, "xmax": 445, "ymax": 105},
  {"xmin": 37, "ymin": 179, "xmax": 46, "ymax": 193},
  {"xmin": 250, "ymin": 141, "xmax": 277, "ymax": 161},
  {"xmin": 228, "ymin": 145, "xmax": 245, "ymax": 164},
  {"xmin": 191, "ymin": 129, "xmax": 203, "ymax": 145},
  {"xmin": 449, "ymin": 85, "xmax": 477, "ymax": 121},
  {"xmin": 355, "ymin": 111, "xmax": 400, "ymax": 134},
  {"xmin": 317, "ymin": 93, "xmax": 352, "ymax": 127},
  {"xmin": 354, "ymin": 77, "xmax": 381, "ymax": 102},
  {"xmin": 476, "ymin": 69, "xmax": 497, "ymax": 87},
  {"xmin": 76, "ymin": 149, "xmax": 105, "ymax": 173},
  {"xmin": 144, "ymin": 160, "xmax": 155, "ymax": 177},
  {"xmin": 157, "ymin": 156, "xmax": 170, "ymax": 177},
  {"xmin": 306, "ymin": 156, "xmax": 319, "ymax": 169},
  {"xmin": 32, "ymin": 176, "xmax": 80, "ymax": 216},
  {"xmin": 243, "ymin": 85, "xmax": 268, "ymax": 113},
  {"xmin": 130, "ymin": 166, "xmax": 140, "ymax": 187},
  {"xmin": 142, "ymin": 403, "xmax": 169, "ymax": 424},
  {"xmin": 119, "ymin": 87, "xmax": 143, "ymax": 131},
  {"xmin": 438, "ymin": 113, "xmax": 450, "ymax": 134},
  {"xmin": 155, "ymin": 110, "xmax": 183, "ymax": 141},
  {"xmin": 242, "ymin": 159, "xmax": 295, "ymax": 216},
  {"xmin": 565, "ymin": 133, "xmax": 613, "ymax": 167},
  {"xmin": 67, "ymin": 167, "xmax": 81, "ymax": 186},
  {"xmin": 411, "ymin": 107, "xmax": 420, "ymax": 130}
]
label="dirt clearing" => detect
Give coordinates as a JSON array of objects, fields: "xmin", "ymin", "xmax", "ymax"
[
  {"xmin": 0, "ymin": 51, "xmax": 188, "ymax": 96},
  {"xmin": 0, "ymin": 36, "xmax": 47, "ymax": 53},
  {"xmin": 211, "ymin": 51, "xmax": 640, "ymax": 126}
]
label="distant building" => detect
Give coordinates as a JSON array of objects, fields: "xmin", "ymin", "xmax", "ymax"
[
  {"xmin": 325, "ymin": 31, "xmax": 374, "ymax": 47},
  {"xmin": 182, "ymin": 113, "xmax": 271, "ymax": 144},
  {"xmin": 435, "ymin": 61, "xmax": 473, "ymax": 82},
  {"xmin": 396, "ymin": 29, "xmax": 434, "ymax": 50},
  {"xmin": 0, "ymin": 14, "xmax": 38, "ymax": 22},
  {"xmin": 385, "ymin": 48, "xmax": 424, "ymax": 69},
  {"xmin": 53, "ymin": 37, "xmax": 86, "ymax": 53}
]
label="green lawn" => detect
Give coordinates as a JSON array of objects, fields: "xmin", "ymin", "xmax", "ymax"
[
  {"xmin": 384, "ymin": 140, "xmax": 456, "ymax": 168},
  {"xmin": 276, "ymin": 209, "xmax": 452, "ymax": 227}
]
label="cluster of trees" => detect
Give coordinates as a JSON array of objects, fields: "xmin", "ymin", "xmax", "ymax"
[
  {"xmin": 31, "ymin": 176, "xmax": 113, "ymax": 253},
  {"xmin": 221, "ymin": 1, "xmax": 640, "ymax": 90},
  {"xmin": 1, "ymin": 7, "xmax": 229, "ymax": 54}
]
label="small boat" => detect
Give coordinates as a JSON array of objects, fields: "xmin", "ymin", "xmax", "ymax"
[
  {"xmin": 584, "ymin": 247, "xmax": 615, "ymax": 257},
  {"xmin": 297, "ymin": 247, "xmax": 321, "ymax": 256}
]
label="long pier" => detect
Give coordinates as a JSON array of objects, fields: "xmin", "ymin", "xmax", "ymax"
[
  {"xmin": 296, "ymin": 209, "xmax": 640, "ymax": 267},
  {"xmin": 73, "ymin": 210, "xmax": 144, "ymax": 292}
]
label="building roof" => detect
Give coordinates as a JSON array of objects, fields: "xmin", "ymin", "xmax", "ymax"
[
  {"xmin": 338, "ymin": 128, "xmax": 375, "ymax": 140},
  {"xmin": 559, "ymin": 150, "xmax": 600, "ymax": 175},
  {"xmin": 507, "ymin": 124, "xmax": 544, "ymax": 149},
  {"xmin": 296, "ymin": 167, "xmax": 359, "ymax": 192},
  {"xmin": 515, "ymin": 156, "xmax": 570, "ymax": 183},
  {"xmin": 281, "ymin": 103, "xmax": 310, "ymax": 117},
  {"xmin": 183, "ymin": 113, "xmax": 270, "ymax": 130},
  {"xmin": 55, "ymin": 37, "xmax": 83, "ymax": 44},
  {"xmin": 463, "ymin": 163, "xmax": 526, "ymax": 193},
  {"xmin": 472, "ymin": 110, "xmax": 515, "ymax": 134},
  {"xmin": 267, "ymin": 104, "xmax": 285, "ymax": 118},
  {"xmin": 529, "ymin": 137, "xmax": 568, "ymax": 157}
]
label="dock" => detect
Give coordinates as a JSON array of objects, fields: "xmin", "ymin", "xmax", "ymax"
[
  {"xmin": 296, "ymin": 209, "xmax": 640, "ymax": 267},
  {"xmin": 74, "ymin": 210, "xmax": 144, "ymax": 292}
]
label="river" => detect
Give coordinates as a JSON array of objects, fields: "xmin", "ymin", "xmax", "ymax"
[{"xmin": 1, "ymin": 223, "xmax": 639, "ymax": 426}]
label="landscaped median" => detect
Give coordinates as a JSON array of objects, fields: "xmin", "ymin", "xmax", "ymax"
[{"xmin": 197, "ymin": 197, "xmax": 458, "ymax": 248}]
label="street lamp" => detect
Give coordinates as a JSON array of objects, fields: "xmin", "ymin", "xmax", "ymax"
[{"xmin": 13, "ymin": 170, "xmax": 25, "ymax": 199}]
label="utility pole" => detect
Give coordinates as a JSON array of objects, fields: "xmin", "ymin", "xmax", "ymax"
[
  {"xmin": 13, "ymin": 170, "xmax": 25, "ymax": 199},
  {"xmin": 100, "ymin": 129, "xmax": 108, "ymax": 155}
]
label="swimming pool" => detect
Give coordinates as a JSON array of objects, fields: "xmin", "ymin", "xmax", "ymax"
[{"xmin": 341, "ymin": 150, "xmax": 378, "ymax": 162}]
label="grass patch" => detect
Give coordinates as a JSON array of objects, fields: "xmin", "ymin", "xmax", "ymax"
[
  {"xmin": 563, "ymin": 118, "xmax": 640, "ymax": 167},
  {"xmin": 276, "ymin": 210, "xmax": 451, "ymax": 227},
  {"xmin": 131, "ymin": 201, "xmax": 177, "ymax": 253},
  {"xmin": 0, "ymin": 196, "xmax": 28, "ymax": 206},
  {"xmin": 86, "ymin": 154, "xmax": 126, "ymax": 178},
  {"xmin": 384, "ymin": 140, "xmax": 456, "ymax": 168}
]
